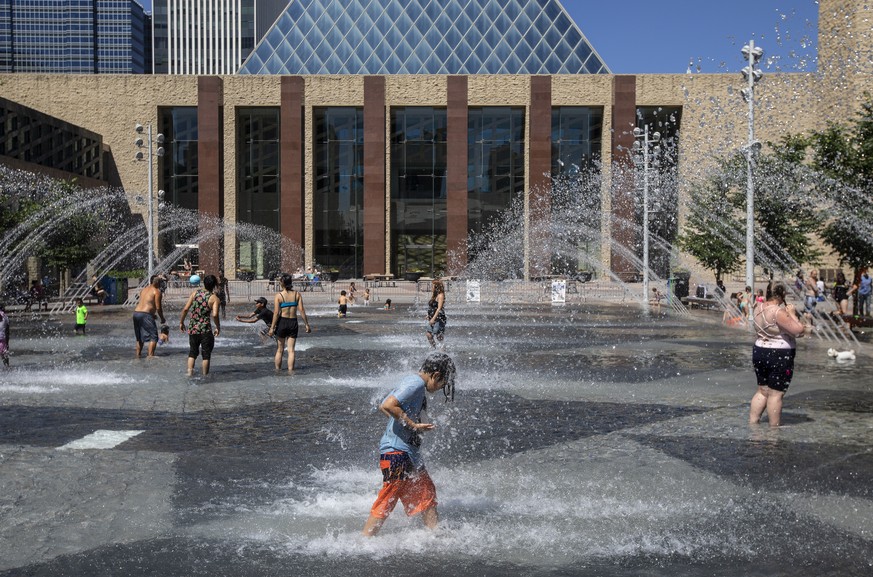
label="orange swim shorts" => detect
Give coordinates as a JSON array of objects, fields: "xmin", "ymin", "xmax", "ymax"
[{"xmin": 369, "ymin": 451, "xmax": 437, "ymax": 519}]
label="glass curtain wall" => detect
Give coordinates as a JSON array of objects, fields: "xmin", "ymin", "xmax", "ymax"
[
  {"xmin": 635, "ymin": 106, "xmax": 682, "ymax": 279},
  {"xmin": 551, "ymin": 107, "xmax": 603, "ymax": 276},
  {"xmin": 237, "ymin": 107, "xmax": 280, "ymax": 279},
  {"xmin": 390, "ymin": 107, "xmax": 447, "ymax": 277},
  {"xmin": 467, "ymin": 107, "xmax": 525, "ymax": 268},
  {"xmin": 0, "ymin": 3, "xmax": 10, "ymax": 72},
  {"xmin": 96, "ymin": 0, "xmax": 146, "ymax": 73},
  {"xmin": 159, "ymin": 107, "xmax": 198, "ymax": 266},
  {"xmin": 313, "ymin": 107, "xmax": 364, "ymax": 278}
]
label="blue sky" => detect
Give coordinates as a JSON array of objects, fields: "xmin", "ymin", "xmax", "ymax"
[
  {"xmin": 562, "ymin": 0, "xmax": 820, "ymax": 74},
  {"xmin": 139, "ymin": 0, "xmax": 820, "ymax": 74}
]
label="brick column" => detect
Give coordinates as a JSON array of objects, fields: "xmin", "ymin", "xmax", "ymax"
[
  {"xmin": 363, "ymin": 76, "xmax": 387, "ymax": 276},
  {"xmin": 610, "ymin": 75, "xmax": 637, "ymax": 279},
  {"xmin": 280, "ymin": 76, "xmax": 305, "ymax": 272},
  {"xmin": 197, "ymin": 76, "xmax": 223, "ymax": 276},
  {"xmin": 446, "ymin": 75, "xmax": 468, "ymax": 276},
  {"xmin": 528, "ymin": 75, "xmax": 552, "ymax": 278}
]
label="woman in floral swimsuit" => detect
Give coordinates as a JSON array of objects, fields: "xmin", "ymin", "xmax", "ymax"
[{"xmin": 179, "ymin": 274, "xmax": 220, "ymax": 376}]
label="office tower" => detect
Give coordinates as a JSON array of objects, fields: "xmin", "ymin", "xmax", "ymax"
[
  {"xmin": 0, "ymin": 0, "xmax": 147, "ymax": 73},
  {"xmin": 151, "ymin": 0, "xmax": 288, "ymax": 74}
]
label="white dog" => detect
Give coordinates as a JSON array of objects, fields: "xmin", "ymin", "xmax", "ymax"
[{"xmin": 827, "ymin": 348, "xmax": 856, "ymax": 361}]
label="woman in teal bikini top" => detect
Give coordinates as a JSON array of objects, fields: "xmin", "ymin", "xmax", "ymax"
[
  {"xmin": 268, "ymin": 274, "xmax": 311, "ymax": 372},
  {"xmin": 279, "ymin": 296, "xmax": 298, "ymax": 308}
]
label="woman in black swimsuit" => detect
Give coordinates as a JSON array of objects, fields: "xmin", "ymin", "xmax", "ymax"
[
  {"xmin": 833, "ymin": 271, "xmax": 849, "ymax": 315},
  {"xmin": 268, "ymin": 275, "xmax": 311, "ymax": 372},
  {"xmin": 425, "ymin": 279, "xmax": 447, "ymax": 348}
]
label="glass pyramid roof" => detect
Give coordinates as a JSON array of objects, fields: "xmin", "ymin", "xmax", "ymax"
[{"xmin": 239, "ymin": 0, "xmax": 610, "ymax": 75}]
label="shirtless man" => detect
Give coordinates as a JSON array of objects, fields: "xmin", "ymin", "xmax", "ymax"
[{"xmin": 133, "ymin": 275, "xmax": 167, "ymax": 358}]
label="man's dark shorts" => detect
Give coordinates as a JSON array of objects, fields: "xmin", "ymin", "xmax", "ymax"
[
  {"xmin": 276, "ymin": 317, "xmax": 299, "ymax": 339},
  {"xmin": 133, "ymin": 311, "xmax": 158, "ymax": 343},
  {"xmin": 752, "ymin": 345, "xmax": 796, "ymax": 392},
  {"xmin": 188, "ymin": 331, "xmax": 215, "ymax": 360}
]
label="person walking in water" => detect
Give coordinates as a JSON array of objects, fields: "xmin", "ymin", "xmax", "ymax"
[
  {"xmin": 179, "ymin": 274, "xmax": 221, "ymax": 376},
  {"xmin": 235, "ymin": 296, "xmax": 273, "ymax": 339},
  {"xmin": 215, "ymin": 271, "xmax": 230, "ymax": 320},
  {"xmin": 833, "ymin": 271, "xmax": 850, "ymax": 315},
  {"xmin": 338, "ymin": 290, "xmax": 348, "ymax": 318},
  {"xmin": 133, "ymin": 275, "xmax": 167, "ymax": 358},
  {"xmin": 804, "ymin": 270, "xmax": 819, "ymax": 314},
  {"xmin": 425, "ymin": 279, "xmax": 447, "ymax": 348},
  {"xmin": 362, "ymin": 351, "xmax": 457, "ymax": 537},
  {"xmin": 267, "ymin": 274, "xmax": 311, "ymax": 372},
  {"xmin": 749, "ymin": 283, "xmax": 810, "ymax": 427}
]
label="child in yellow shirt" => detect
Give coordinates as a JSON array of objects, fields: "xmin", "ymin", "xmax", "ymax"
[{"xmin": 74, "ymin": 298, "xmax": 88, "ymax": 335}]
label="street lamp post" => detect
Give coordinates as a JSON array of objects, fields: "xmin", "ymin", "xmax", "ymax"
[
  {"xmin": 633, "ymin": 125, "xmax": 660, "ymax": 303},
  {"xmin": 135, "ymin": 123, "xmax": 165, "ymax": 279},
  {"xmin": 740, "ymin": 40, "xmax": 764, "ymax": 292}
]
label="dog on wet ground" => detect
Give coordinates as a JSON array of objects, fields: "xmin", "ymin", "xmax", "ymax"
[{"xmin": 827, "ymin": 348, "xmax": 856, "ymax": 361}]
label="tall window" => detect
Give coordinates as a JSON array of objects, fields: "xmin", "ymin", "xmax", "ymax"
[
  {"xmin": 551, "ymin": 106, "xmax": 602, "ymax": 173},
  {"xmin": 237, "ymin": 107, "xmax": 280, "ymax": 278},
  {"xmin": 159, "ymin": 106, "xmax": 198, "ymax": 258},
  {"xmin": 635, "ymin": 106, "xmax": 682, "ymax": 279},
  {"xmin": 313, "ymin": 107, "xmax": 364, "ymax": 278},
  {"xmin": 551, "ymin": 107, "xmax": 603, "ymax": 275},
  {"xmin": 390, "ymin": 107, "xmax": 447, "ymax": 277},
  {"xmin": 467, "ymin": 107, "xmax": 525, "ymax": 253}
]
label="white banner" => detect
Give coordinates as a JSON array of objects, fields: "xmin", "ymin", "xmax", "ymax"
[
  {"xmin": 466, "ymin": 280, "xmax": 481, "ymax": 302},
  {"xmin": 551, "ymin": 280, "xmax": 566, "ymax": 304}
]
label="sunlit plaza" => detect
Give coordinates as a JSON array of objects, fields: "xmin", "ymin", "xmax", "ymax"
[{"xmin": 1, "ymin": 1, "xmax": 872, "ymax": 575}]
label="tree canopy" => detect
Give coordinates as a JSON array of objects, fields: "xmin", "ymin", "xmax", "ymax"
[{"xmin": 680, "ymin": 94, "xmax": 873, "ymax": 281}]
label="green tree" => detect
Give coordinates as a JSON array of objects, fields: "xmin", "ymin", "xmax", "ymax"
[
  {"xmin": 681, "ymin": 137, "xmax": 826, "ymax": 282},
  {"xmin": 805, "ymin": 98, "xmax": 873, "ymax": 273},
  {"xmin": 747, "ymin": 137, "xmax": 824, "ymax": 268},
  {"xmin": 677, "ymin": 168, "xmax": 743, "ymax": 282},
  {"xmin": 717, "ymin": 140, "xmax": 824, "ymax": 271},
  {"xmin": 35, "ymin": 182, "xmax": 113, "ymax": 273},
  {"xmin": 0, "ymin": 193, "xmax": 40, "ymax": 237}
]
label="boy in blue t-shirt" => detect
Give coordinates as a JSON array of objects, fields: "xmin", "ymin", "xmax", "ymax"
[
  {"xmin": 74, "ymin": 298, "xmax": 88, "ymax": 335},
  {"xmin": 362, "ymin": 352, "xmax": 456, "ymax": 537}
]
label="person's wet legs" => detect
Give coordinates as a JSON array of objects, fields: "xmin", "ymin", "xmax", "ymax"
[
  {"xmin": 766, "ymin": 390, "xmax": 785, "ymax": 426},
  {"xmin": 749, "ymin": 386, "xmax": 769, "ymax": 425},
  {"xmin": 274, "ymin": 337, "xmax": 286, "ymax": 370},
  {"xmin": 750, "ymin": 385, "xmax": 784, "ymax": 427},
  {"xmin": 362, "ymin": 514, "xmax": 385, "ymax": 537},
  {"xmin": 286, "ymin": 337, "xmax": 298, "ymax": 372},
  {"xmin": 421, "ymin": 506, "xmax": 439, "ymax": 529}
]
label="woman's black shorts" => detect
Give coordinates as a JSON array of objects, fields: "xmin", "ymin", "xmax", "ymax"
[
  {"xmin": 276, "ymin": 317, "xmax": 299, "ymax": 339},
  {"xmin": 752, "ymin": 345, "xmax": 796, "ymax": 392},
  {"xmin": 188, "ymin": 331, "xmax": 215, "ymax": 360}
]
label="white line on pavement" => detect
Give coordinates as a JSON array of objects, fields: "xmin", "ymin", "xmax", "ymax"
[{"xmin": 56, "ymin": 430, "xmax": 145, "ymax": 450}]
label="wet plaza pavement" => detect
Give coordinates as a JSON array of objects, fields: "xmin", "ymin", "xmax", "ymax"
[{"xmin": 0, "ymin": 299, "xmax": 871, "ymax": 576}]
